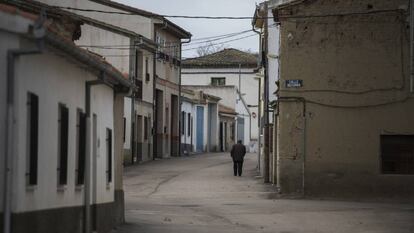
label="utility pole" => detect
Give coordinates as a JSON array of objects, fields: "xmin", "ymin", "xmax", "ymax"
[{"xmin": 263, "ymin": 2, "xmax": 270, "ymax": 183}]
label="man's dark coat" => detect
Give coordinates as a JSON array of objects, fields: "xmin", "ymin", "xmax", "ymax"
[{"xmin": 231, "ymin": 143, "xmax": 246, "ymax": 162}]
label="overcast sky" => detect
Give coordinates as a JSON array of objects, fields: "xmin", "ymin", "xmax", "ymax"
[{"xmin": 116, "ymin": 0, "xmax": 261, "ymax": 58}]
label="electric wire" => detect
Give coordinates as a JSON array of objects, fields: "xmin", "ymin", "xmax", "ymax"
[
  {"xmin": 41, "ymin": 5, "xmax": 404, "ymax": 20},
  {"xmin": 182, "ymin": 33, "xmax": 258, "ymax": 51},
  {"xmin": 78, "ymin": 32, "xmax": 259, "ymax": 57}
]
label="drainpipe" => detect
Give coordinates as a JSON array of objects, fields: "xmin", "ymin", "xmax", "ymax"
[
  {"xmin": 256, "ymin": 77, "xmax": 262, "ymax": 172},
  {"xmin": 130, "ymin": 39, "xmax": 136, "ymax": 165},
  {"xmin": 252, "ymin": 4, "xmax": 263, "ymax": 174},
  {"xmin": 84, "ymin": 74, "xmax": 105, "ymax": 233},
  {"xmin": 4, "ymin": 46, "xmax": 43, "ymax": 233},
  {"xmin": 263, "ymin": 2, "xmax": 271, "ymax": 183},
  {"xmin": 179, "ymin": 37, "xmax": 191, "ymax": 155},
  {"xmin": 3, "ymin": 14, "xmax": 45, "ymax": 233},
  {"xmin": 152, "ymin": 25, "xmax": 157, "ymax": 160},
  {"xmin": 410, "ymin": 0, "xmax": 414, "ymax": 92}
]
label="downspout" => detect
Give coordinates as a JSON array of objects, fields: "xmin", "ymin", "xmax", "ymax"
[
  {"xmin": 4, "ymin": 18, "xmax": 45, "ymax": 233},
  {"xmin": 4, "ymin": 47, "xmax": 43, "ymax": 233},
  {"xmin": 84, "ymin": 75, "xmax": 105, "ymax": 233},
  {"xmin": 252, "ymin": 5, "xmax": 263, "ymax": 173},
  {"xmin": 410, "ymin": 0, "xmax": 414, "ymax": 92},
  {"xmin": 179, "ymin": 37, "xmax": 191, "ymax": 155},
  {"xmin": 130, "ymin": 39, "xmax": 136, "ymax": 165},
  {"xmin": 263, "ymin": 2, "xmax": 270, "ymax": 183},
  {"xmin": 257, "ymin": 76, "xmax": 262, "ymax": 172},
  {"xmin": 153, "ymin": 25, "xmax": 157, "ymax": 160}
]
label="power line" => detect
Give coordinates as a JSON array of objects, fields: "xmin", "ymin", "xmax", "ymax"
[
  {"xmin": 182, "ymin": 34, "xmax": 258, "ymax": 51},
  {"xmin": 44, "ymin": 5, "xmax": 403, "ymax": 20},
  {"xmin": 89, "ymin": 33, "xmax": 258, "ymax": 57},
  {"xmin": 188, "ymin": 29, "xmax": 253, "ymax": 42},
  {"xmin": 48, "ymin": 5, "xmax": 271, "ymax": 20},
  {"xmin": 78, "ymin": 26, "xmax": 266, "ymax": 50}
]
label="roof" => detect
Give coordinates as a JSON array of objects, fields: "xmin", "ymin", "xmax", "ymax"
[
  {"xmin": 182, "ymin": 48, "xmax": 259, "ymax": 69},
  {"xmin": 89, "ymin": 0, "xmax": 192, "ymax": 39},
  {"xmin": 252, "ymin": 0, "xmax": 302, "ymax": 28},
  {"xmin": 0, "ymin": 3, "xmax": 133, "ymax": 91},
  {"xmin": 5, "ymin": 0, "xmax": 157, "ymax": 50}
]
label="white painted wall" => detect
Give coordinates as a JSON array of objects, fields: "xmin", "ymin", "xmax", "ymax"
[
  {"xmin": 267, "ymin": 8, "xmax": 280, "ymax": 102},
  {"xmin": 183, "ymin": 86, "xmax": 252, "ymax": 147},
  {"xmin": 9, "ymin": 41, "xmax": 115, "ymax": 212},
  {"xmin": 181, "ymin": 68, "xmax": 260, "ymax": 140},
  {"xmin": 181, "ymin": 100, "xmax": 195, "ymax": 150},
  {"xmin": 37, "ymin": 0, "xmax": 153, "ymax": 38},
  {"xmin": 76, "ymin": 24, "xmax": 131, "ymax": 74}
]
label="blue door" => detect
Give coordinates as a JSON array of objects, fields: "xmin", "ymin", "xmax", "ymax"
[{"xmin": 196, "ymin": 106, "xmax": 204, "ymax": 152}]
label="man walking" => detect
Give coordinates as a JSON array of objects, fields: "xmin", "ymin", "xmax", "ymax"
[{"xmin": 231, "ymin": 140, "xmax": 246, "ymax": 176}]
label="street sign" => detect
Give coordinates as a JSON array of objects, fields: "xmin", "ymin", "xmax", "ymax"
[{"xmin": 285, "ymin": 80, "xmax": 303, "ymax": 88}]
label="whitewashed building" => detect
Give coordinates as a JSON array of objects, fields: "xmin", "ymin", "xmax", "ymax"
[
  {"xmin": 180, "ymin": 88, "xmax": 221, "ymax": 154},
  {"xmin": 32, "ymin": 0, "xmax": 192, "ymax": 161},
  {"xmin": 183, "ymin": 85, "xmax": 252, "ymax": 152},
  {"xmin": 0, "ymin": 5, "xmax": 132, "ymax": 233},
  {"xmin": 182, "ymin": 49, "xmax": 259, "ymax": 151}
]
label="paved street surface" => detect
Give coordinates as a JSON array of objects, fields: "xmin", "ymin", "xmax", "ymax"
[{"xmin": 114, "ymin": 153, "xmax": 414, "ymax": 233}]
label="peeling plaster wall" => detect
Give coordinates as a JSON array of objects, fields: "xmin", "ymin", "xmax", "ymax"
[{"xmin": 276, "ymin": 0, "xmax": 414, "ymax": 200}]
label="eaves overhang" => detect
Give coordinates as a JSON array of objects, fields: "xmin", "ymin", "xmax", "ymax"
[{"xmin": 5, "ymin": 0, "xmax": 157, "ymax": 51}]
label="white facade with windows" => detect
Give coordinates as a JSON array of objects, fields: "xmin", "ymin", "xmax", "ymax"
[
  {"xmin": 182, "ymin": 49, "xmax": 259, "ymax": 151},
  {"xmin": 180, "ymin": 89, "xmax": 220, "ymax": 154},
  {"xmin": 0, "ymin": 8, "xmax": 131, "ymax": 233}
]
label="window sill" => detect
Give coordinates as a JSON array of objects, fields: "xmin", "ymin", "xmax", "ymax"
[
  {"xmin": 75, "ymin": 185, "xmax": 84, "ymax": 191},
  {"xmin": 106, "ymin": 183, "xmax": 111, "ymax": 190}
]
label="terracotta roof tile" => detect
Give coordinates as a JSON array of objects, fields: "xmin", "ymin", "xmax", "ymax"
[{"xmin": 182, "ymin": 48, "xmax": 259, "ymax": 69}]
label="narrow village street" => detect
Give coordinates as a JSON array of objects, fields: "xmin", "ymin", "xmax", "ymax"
[{"xmin": 114, "ymin": 153, "xmax": 414, "ymax": 233}]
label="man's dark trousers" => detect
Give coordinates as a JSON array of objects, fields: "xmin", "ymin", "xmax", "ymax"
[{"xmin": 233, "ymin": 160, "xmax": 243, "ymax": 176}]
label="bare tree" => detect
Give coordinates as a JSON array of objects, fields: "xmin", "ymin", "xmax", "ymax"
[{"xmin": 196, "ymin": 42, "xmax": 226, "ymax": 57}]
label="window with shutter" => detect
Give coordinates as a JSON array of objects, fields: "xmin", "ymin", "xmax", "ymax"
[
  {"xmin": 76, "ymin": 110, "xmax": 86, "ymax": 185},
  {"xmin": 27, "ymin": 92, "xmax": 39, "ymax": 186},
  {"xmin": 106, "ymin": 128, "xmax": 112, "ymax": 183},
  {"xmin": 58, "ymin": 104, "xmax": 69, "ymax": 185}
]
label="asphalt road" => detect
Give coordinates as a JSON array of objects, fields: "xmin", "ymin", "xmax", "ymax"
[{"xmin": 113, "ymin": 153, "xmax": 414, "ymax": 233}]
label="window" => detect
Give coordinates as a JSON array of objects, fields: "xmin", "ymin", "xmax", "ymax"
[
  {"xmin": 106, "ymin": 128, "xmax": 113, "ymax": 183},
  {"xmin": 145, "ymin": 58, "xmax": 150, "ymax": 82},
  {"xmin": 76, "ymin": 110, "xmax": 87, "ymax": 185},
  {"xmin": 181, "ymin": 111, "xmax": 185, "ymax": 135},
  {"xmin": 136, "ymin": 80, "xmax": 143, "ymax": 100},
  {"xmin": 211, "ymin": 77, "xmax": 226, "ymax": 86},
  {"xmin": 187, "ymin": 113, "xmax": 191, "ymax": 136},
  {"xmin": 123, "ymin": 117, "xmax": 126, "ymax": 143},
  {"xmin": 381, "ymin": 135, "xmax": 414, "ymax": 174},
  {"xmin": 144, "ymin": 116, "xmax": 148, "ymax": 140},
  {"xmin": 27, "ymin": 92, "xmax": 39, "ymax": 185},
  {"xmin": 58, "ymin": 104, "xmax": 69, "ymax": 185},
  {"xmin": 156, "ymin": 35, "xmax": 161, "ymax": 53}
]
